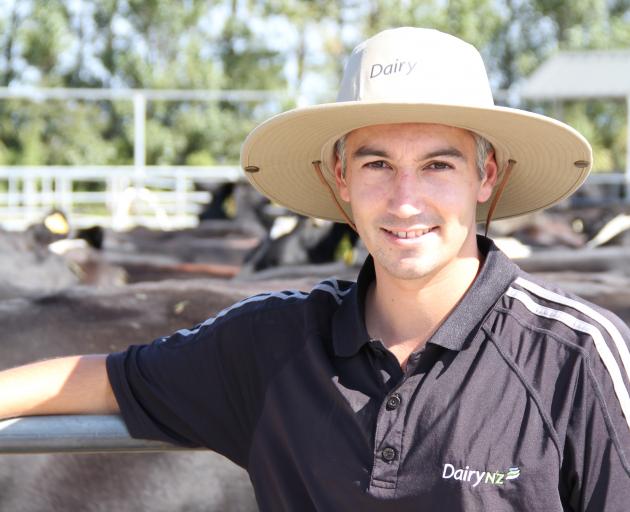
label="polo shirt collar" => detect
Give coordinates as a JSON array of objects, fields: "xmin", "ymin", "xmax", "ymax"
[{"xmin": 331, "ymin": 235, "xmax": 520, "ymax": 357}]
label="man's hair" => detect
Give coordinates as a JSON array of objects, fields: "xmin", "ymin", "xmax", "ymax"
[{"xmin": 334, "ymin": 131, "xmax": 494, "ymax": 180}]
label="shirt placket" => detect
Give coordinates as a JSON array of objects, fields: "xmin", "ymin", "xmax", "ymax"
[{"xmin": 368, "ymin": 349, "xmax": 422, "ymax": 498}]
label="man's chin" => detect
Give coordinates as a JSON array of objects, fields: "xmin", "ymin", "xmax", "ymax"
[{"xmin": 378, "ymin": 258, "xmax": 440, "ymax": 281}]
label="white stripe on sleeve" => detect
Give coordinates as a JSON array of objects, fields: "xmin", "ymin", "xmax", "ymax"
[
  {"xmin": 506, "ymin": 285, "xmax": 630, "ymax": 433},
  {"xmin": 173, "ymin": 279, "xmax": 348, "ymax": 337},
  {"xmin": 515, "ymin": 277, "xmax": 630, "ymax": 387}
]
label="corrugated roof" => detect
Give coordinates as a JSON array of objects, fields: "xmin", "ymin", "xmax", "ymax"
[{"xmin": 521, "ymin": 50, "xmax": 630, "ymax": 100}]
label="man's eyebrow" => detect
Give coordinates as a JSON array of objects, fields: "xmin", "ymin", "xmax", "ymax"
[
  {"xmin": 351, "ymin": 145, "xmax": 390, "ymax": 159},
  {"xmin": 350, "ymin": 144, "xmax": 467, "ymax": 161},
  {"xmin": 422, "ymin": 147, "xmax": 466, "ymax": 161}
]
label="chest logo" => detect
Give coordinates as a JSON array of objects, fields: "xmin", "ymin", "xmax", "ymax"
[{"xmin": 442, "ymin": 463, "xmax": 520, "ymax": 488}]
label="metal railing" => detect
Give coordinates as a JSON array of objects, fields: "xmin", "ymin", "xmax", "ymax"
[
  {"xmin": 0, "ymin": 415, "xmax": 193, "ymax": 454},
  {"xmin": 0, "ymin": 86, "xmax": 283, "ymax": 231},
  {"xmin": 577, "ymin": 171, "xmax": 630, "ymax": 205},
  {"xmin": 0, "ymin": 164, "xmax": 244, "ymax": 230}
]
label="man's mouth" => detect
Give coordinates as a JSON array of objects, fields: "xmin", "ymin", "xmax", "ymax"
[{"xmin": 383, "ymin": 227, "xmax": 436, "ymax": 239}]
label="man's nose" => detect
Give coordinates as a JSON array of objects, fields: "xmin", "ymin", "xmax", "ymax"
[{"xmin": 387, "ymin": 169, "xmax": 425, "ymax": 218}]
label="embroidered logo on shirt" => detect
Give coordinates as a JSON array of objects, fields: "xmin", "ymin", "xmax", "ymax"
[{"xmin": 442, "ymin": 463, "xmax": 521, "ymax": 487}]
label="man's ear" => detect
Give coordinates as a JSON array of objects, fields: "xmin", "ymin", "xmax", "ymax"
[
  {"xmin": 334, "ymin": 156, "xmax": 350, "ymax": 202},
  {"xmin": 477, "ymin": 151, "xmax": 499, "ymax": 204}
]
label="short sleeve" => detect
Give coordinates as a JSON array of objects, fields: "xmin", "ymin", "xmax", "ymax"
[
  {"xmin": 560, "ymin": 312, "xmax": 630, "ymax": 511},
  {"xmin": 106, "ymin": 307, "xmax": 264, "ymax": 468}
]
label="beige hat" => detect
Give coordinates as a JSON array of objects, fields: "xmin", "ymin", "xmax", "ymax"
[{"xmin": 240, "ymin": 27, "xmax": 592, "ymax": 223}]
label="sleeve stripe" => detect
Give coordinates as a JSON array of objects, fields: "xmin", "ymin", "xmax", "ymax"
[
  {"xmin": 506, "ymin": 285, "xmax": 630, "ymax": 433},
  {"xmin": 514, "ymin": 277, "xmax": 630, "ymax": 389},
  {"xmin": 312, "ymin": 281, "xmax": 352, "ymax": 304},
  {"xmin": 174, "ymin": 290, "xmax": 306, "ymax": 336},
  {"xmin": 173, "ymin": 279, "xmax": 348, "ymax": 337}
]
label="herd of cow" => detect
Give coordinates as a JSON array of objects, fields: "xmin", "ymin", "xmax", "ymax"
[{"xmin": 1, "ymin": 183, "xmax": 629, "ymax": 511}]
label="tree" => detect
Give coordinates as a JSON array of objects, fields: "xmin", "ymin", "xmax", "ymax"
[{"xmin": 0, "ymin": 0, "xmax": 628, "ymax": 172}]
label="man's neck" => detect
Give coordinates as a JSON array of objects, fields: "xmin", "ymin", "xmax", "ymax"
[{"xmin": 365, "ymin": 252, "xmax": 483, "ymax": 369}]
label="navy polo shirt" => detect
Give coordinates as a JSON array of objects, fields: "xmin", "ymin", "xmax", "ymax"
[{"xmin": 107, "ymin": 236, "xmax": 630, "ymax": 511}]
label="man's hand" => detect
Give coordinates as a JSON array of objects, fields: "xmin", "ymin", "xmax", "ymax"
[{"xmin": 0, "ymin": 355, "xmax": 119, "ymax": 420}]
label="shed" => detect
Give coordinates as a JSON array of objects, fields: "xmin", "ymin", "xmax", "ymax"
[{"xmin": 521, "ymin": 50, "xmax": 630, "ymax": 200}]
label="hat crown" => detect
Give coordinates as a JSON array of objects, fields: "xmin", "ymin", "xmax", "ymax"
[
  {"xmin": 242, "ymin": 27, "xmax": 592, "ymax": 226},
  {"xmin": 338, "ymin": 27, "xmax": 494, "ymax": 107}
]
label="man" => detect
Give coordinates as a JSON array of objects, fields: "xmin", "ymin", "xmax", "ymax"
[{"xmin": 1, "ymin": 27, "xmax": 629, "ymax": 511}]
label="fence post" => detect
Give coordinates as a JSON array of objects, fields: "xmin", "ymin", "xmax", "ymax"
[
  {"xmin": 626, "ymin": 95, "xmax": 630, "ymax": 202},
  {"xmin": 133, "ymin": 92, "xmax": 147, "ymax": 190}
]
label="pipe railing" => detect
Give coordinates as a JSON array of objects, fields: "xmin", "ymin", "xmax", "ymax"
[
  {"xmin": 0, "ymin": 415, "xmax": 196, "ymax": 454},
  {"xmin": 0, "ymin": 164, "xmax": 245, "ymax": 231}
]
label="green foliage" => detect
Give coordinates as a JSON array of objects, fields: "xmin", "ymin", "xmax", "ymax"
[
  {"xmin": 563, "ymin": 100, "xmax": 628, "ymax": 172},
  {"xmin": 20, "ymin": 1, "xmax": 69, "ymax": 80},
  {"xmin": 0, "ymin": 0, "xmax": 628, "ymax": 171}
]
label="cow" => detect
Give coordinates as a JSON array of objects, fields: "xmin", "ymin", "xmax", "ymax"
[{"xmin": 0, "ymin": 278, "xmax": 281, "ymax": 511}]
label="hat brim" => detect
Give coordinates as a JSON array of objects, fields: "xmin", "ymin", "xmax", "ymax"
[{"xmin": 240, "ymin": 102, "xmax": 592, "ymax": 223}]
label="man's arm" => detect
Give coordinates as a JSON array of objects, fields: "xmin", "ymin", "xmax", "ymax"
[{"xmin": 0, "ymin": 354, "xmax": 119, "ymax": 420}]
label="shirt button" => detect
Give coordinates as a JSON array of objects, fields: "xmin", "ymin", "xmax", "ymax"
[
  {"xmin": 386, "ymin": 393, "xmax": 402, "ymax": 411},
  {"xmin": 381, "ymin": 447, "xmax": 397, "ymax": 463}
]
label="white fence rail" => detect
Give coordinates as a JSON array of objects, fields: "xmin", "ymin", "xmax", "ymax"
[
  {"xmin": 0, "ymin": 86, "xmax": 281, "ymax": 231},
  {"xmin": 580, "ymin": 171, "xmax": 630, "ymax": 204},
  {"xmin": 0, "ymin": 165, "xmax": 244, "ymax": 231}
]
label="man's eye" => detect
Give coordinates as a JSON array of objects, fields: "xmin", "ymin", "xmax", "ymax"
[
  {"xmin": 426, "ymin": 161, "xmax": 452, "ymax": 170},
  {"xmin": 366, "ymin": 160, "xmax": 390, "ymax": 169}
]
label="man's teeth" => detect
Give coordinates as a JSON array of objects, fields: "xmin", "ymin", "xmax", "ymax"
[{"xmin": 390, "ymin": 228, "xmax": 431, "ymax": 239}]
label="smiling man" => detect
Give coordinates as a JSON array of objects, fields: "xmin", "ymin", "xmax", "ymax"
[
  {"xmin": 333, "ymin": 123, "xmax": 499, "ymax": 368},
  {"xmin": 1, "ymin": 27, "xmax": 629, "ymax": 512}
]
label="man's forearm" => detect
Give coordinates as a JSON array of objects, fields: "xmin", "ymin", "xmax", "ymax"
[{"xmin": 0, "ymin": 354, "xmax": 119, "ymax": 420}]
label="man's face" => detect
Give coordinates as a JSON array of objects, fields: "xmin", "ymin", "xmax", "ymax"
[{"xmin": 334, "ymin": 123, "xmax": 497, "ymax": 283}]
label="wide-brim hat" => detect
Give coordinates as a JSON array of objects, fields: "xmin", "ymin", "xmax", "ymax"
[{"xmin": 240, "ymin": 27, "xmax": 592, "ymax": 223}]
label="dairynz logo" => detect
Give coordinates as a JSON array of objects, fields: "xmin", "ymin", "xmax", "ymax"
[
  {"xmin": 369, "ymin": 59, "xmax": 417, "ymax": 78},
  {"xmin": 442, "ymin": 463, "xmax": 521, "ymax": 488}
]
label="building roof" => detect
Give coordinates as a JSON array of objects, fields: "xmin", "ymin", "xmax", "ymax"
[{"xmin": 521, "ymin": 50, "xmax": 630, "ymax": 100}]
